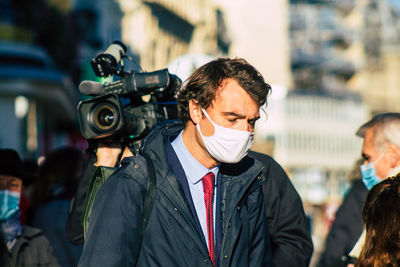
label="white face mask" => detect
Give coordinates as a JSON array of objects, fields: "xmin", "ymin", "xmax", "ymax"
[{"xmin": 196, "ymin": 108, "xmax": 254, "ymax": 163}]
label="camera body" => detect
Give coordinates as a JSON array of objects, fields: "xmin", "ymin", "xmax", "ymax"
[
  {"xmin": 77, "ymin": 92, "xmax": 169, "ymax": 140},
  {"xmin": 77, "ymin": 41, "xmax": 181, "ymax": 143}
]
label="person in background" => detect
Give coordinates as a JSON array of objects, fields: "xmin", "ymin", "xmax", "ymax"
[
  {"xmin": 318, "ymin": 112, "xmax": 400, "ymax": 266},
  {"xmin": 0, "ymin": 148, "xmax": 59, "ymax": 267},
  {"xmin": 317, "ymin": 158, "xmax": 367, "ymax": 267},
  {"xmin": 30, "ymin": 147, "xmax": 85, "ymax": 267},
  {"xmin": 248, "ymin": 150, "xmax": 313, "ymax": 267},
  {"xmin": 356, "ymin": 174, "xmax": 400, "ymax": 267}
]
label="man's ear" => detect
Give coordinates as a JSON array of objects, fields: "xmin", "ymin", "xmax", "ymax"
[
  {"xmin": 189, "ymin": 99, "xmax": 202, "ymax": 124},
  {"xmin": 388, "ymin": 144, "xmax": 400, "ymax": 168}
]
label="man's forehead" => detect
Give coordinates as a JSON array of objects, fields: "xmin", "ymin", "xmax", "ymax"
[
  {"xmin": 362, "ymin": 128, "xmax": 378, "ymax": 155},
  {"xmin": 213, "ymin": 80, "xmax": 258, "ymax": 105},
  {"xmin": 215, "ymin": 78, "xmax": 242, "ymax": 93}
]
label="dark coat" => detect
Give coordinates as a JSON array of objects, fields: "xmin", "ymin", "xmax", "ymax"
[
  {"xmin": 0, "ymin": 226, "xmax": 60, "ymax": 267},
  {"xmin": 32, "ymin": 200, "xmax": 82, "ymax": 267},
  {"xmin": 317, "ymin": 179, "xmax": 368, "ymax": 267},
  {"xmin": 78, "ymin": 122, "xmax": 273, "ymax": 267},
  {"xmin": 248, "ymin": 151, "xmax": 313, "ymax": 267}
]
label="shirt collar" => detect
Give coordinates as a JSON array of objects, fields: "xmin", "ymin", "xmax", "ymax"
[{"xmin": 171, "ymin": 131, "xmax": 218, "ymax": 185}]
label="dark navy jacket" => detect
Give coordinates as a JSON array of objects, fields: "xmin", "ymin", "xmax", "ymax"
[
  {"xmin": 78, "ymin": 121, "xmax": 273, "ymax": 267},
  {"xmin": 317, "ymin": 179, "xmax": 367, "ymax": 267}
]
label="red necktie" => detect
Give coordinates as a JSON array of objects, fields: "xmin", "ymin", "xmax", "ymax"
[{"xmin": 202, "ymin": 172, "xmax": 216, "ymax": 266}]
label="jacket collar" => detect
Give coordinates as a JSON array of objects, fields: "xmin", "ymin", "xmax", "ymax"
[{"xmin": 218, "ymin": 157, "xmax": 264, "ymax": 211}]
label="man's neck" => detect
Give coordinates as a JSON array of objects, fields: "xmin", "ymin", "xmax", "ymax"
[{"xmin": 182, "ymin": 123, "xmax": 218, "ymax": 169}]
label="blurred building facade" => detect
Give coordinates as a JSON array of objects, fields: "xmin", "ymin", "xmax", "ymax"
[
  {"xmin": 118, "ymin": 0, "xmax": 230, "ymax": 71},
  {"xmin": 353, "ymin": 0, "xmax": 400, "ymax": 114},
  {"xmin": 214, "ymin": 0, "xmax": 292, "ymax": 90},
  {"xmin": 290, "ymin": 0, "xmax": 357, "ymax": 97},
  {"xmin": 290, "ymin": 0, "xmax": 400, "ymax": 114}
]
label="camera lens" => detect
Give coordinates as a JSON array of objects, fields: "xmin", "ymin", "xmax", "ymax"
[
  {"xmin": 98, "ymin": 110, "xmax": 114, "ymax": 126},
  {"xmin": 90, "ymin": 102, "xmax": 119, "ymax": 132}
]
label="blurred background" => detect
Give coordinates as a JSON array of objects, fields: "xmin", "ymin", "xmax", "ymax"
[{"xmin": 1, "ymin": 0, "xmax": 400, "ymax": 265}]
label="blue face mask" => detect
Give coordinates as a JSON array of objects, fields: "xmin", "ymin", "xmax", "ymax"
[
  {"xmin": 0, "ymin": 190, "xmax": 20, "ymax": 221},
  {"xmin": 360, "ymin": 162, "xmax": 382, "ymax": 190}
]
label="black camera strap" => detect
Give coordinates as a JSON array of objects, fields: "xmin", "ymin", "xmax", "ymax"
[{"xmin": 140, "ymin": 153, "xmax": 156, "ymax": 234}]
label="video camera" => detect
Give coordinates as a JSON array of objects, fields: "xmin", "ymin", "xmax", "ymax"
[{"xmin": 77, "ymin": 41, "xmax": 181, "ymax": 148}]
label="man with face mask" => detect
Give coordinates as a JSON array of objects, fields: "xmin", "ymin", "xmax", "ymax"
[
  {"xmin": 0, "ymin": 148, "xmax": 60, "ymax": 267},
  {"xmin": 78, "ymin": 58, "xmax": 273, "ymax": 267},
  {"xmin": 317, "ymin": 112, "xmax": 400, "ymax": 267},
  {"xmin": 357, "ymin": 113, "xmax": 400, "ymax": 187}
]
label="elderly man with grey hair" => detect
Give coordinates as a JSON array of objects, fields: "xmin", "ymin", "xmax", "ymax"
[
  {"xmin": 357, "ymin": 112, "xmax": 400, "ymax": 183},
  {"xmin": 318, "ymin": 112, "xmax": 400, "ymax": 267}
]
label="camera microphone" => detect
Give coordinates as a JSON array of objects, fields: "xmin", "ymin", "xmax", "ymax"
[
  {"xmin": 79, "ymin": 79, "xmax": 130, "ymax": 96},
  {"xmin": 79, "ymin": 70, "xmax": 182, "ymax": 97},
  {"xmin": 79, "ymin": 80, "xmax": 104, "ymax": 96}
]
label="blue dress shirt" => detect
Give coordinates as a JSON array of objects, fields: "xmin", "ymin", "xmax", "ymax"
[{"xmin": 171, "ymin": 131, "xmax": 218, "ymax": 249}]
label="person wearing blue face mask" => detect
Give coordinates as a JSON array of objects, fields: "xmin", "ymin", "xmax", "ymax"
[
  {"xmin": 358, "ymin": 114, "xmax": 400, "ymax": 189},
  {"xmin": 318, "ymin": 113, "xmax": 400, "ymax": 267},
  {"xmin": 0, "ymin": 148, "xmax": 60, "ymax": 267},
  {"xmin": 360, "ymin": 151, "xmax": 386, "ymax": 190}
]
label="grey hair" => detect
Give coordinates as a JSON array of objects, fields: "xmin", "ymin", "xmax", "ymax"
[{"xmin": 356, "ymin": 113, "xmax": 400, "ymax": 152}]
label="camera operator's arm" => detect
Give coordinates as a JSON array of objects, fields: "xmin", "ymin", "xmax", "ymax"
[
  {"xmin": 67, "ymin": 143, "xmax": 132, "ymax": 245},
  {"xmin": 94, "ymin": 143, "xmax": 125, "ymax": 167}
]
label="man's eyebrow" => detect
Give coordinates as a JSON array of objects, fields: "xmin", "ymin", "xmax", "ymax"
[
  {"xmin": 249, "ymin": 116, "xmax": 261, "ymax": 122},
  {"xmin": 221, "ymin": 111, "xmax": 260, "ymax": 119},
  {"xmin": 221, "ymin": 111, "xmax": 246, "ymax": 119}
]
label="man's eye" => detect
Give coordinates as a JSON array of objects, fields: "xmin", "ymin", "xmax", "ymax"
[
  {"xmin": 248, "ymin": 120, "xmax": 257, "ymax": 128},
  {"xmin": 228, "ymin": 118, "xmax": 236, "ymax": 123},
  {"xmin": 8, "ymin": 179, "xmax": 21, "ymax": 189},
  {"xmin": 9, "ymin": 183, "xmax": 19, "ymax": 189}
]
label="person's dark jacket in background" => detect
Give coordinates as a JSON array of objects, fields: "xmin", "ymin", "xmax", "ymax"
[
  {"xmin": 317, "ymin": 179, "xmax": 368, "ymax": 267},
  {"xmin": 33, "ymin": 200, "xmax": 82, "ymax": 267},
  {"xmin": 248, "ymin": 151, "xmax": 313, "ymax": 267},
  {"xmin": 0, "ymin": 226, "xmax": 60, "ymax": 267}
]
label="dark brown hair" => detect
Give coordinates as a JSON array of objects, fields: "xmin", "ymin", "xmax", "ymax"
[
  {"xmin": 176, "ymin": 57, "xmax": 271, "ymax": 123},
  {"xmin": 357, "ymin": 175, "xmax": 400, "ymax": 266}
]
